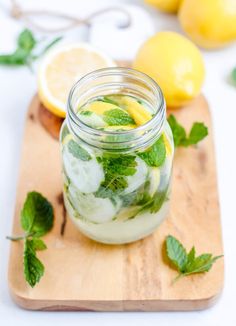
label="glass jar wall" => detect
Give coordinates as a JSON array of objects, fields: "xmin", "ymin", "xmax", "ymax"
[{"xmin": 60, "ymin": 67, "xmax": 174, "ymax": 244}]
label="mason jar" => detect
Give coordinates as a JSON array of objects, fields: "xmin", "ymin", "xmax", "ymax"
[{"xmin": 60, "ymin": 67, "xmax": 174, "ymax": 244}]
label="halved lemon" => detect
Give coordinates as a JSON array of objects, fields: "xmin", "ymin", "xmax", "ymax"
[{"xmin": 38, "ymin": 43, "xmax": 116, "ymax": 117}]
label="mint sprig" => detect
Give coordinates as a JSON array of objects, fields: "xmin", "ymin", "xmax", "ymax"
[
  {"xmin": 7, "ymin": 191, "xmax": 54, "ymax": 287},
  {"xmin": 0, "ymin": 29, "xmax": 62, "ymax": 67},
  {"xmin": 165, "ymin": 235, "xmax": 223, "ymax": 283},
  {"xmin": 168, "ymin": 114, "xmax": 208, "ymax": 147}
]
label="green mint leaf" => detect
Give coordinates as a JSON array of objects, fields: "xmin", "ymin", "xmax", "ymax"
[
  {"xmin": 23, "ymin": 239, "xmax": 44, "ymax": 287},
  {"xmin": 138, "ymin": 135, "xmax": 166, "ymax": 167},
  {"xmin": 18, "ymin": 29, "xmax": 36, "ymax": 52},
  {"xmin": 98, "ymin": 96, "xmax": 120, "ymax": 106},
  {"xmin": 167, "ymin": 114, "xmax": 208, "ymax": 147},
  {"xmin": 0, "ymin": 48, "xmax": 29, "ymax": 65},
  {"xmin": 103, "ymin": 108, "xmax": 135, "ymax": 126},
  {"xmin": 95, "ymin": 154, "xmax": 137, "ymax": 197},
  {"xmin": 184, "ymin": 254, "xmax": 223, "ymax": 275},
  {"xmin": 231, "ymin": 67, "xmax": 236, "ymax": 85},
  {"xmin": 186, "ymin": 122, "xmax": 208, "ymax": 146},
  {"xmin": 80, "ymin": 110, "xmax": 93, "ymax": 116},
  {"xmin": 68, "ymin": 139, "xmax": 91, "ymax": 161},
  {"xmin": 20, "ymin": 191, "xmax": 54, "ymax": 237},
  {"xmin": 166, "ymin": 235, "xmax": 188, "ymax": 272},
  {"xmin": 28, "ymin": 238, "xmax": 47, "ymax": 251},
  {"xmin": 165, "ymin": 235, "xmax": 223, "ymax": 282}
]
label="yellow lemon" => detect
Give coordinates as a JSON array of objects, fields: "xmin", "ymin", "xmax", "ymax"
[
  {"xmin": 179, "ymin": 0, "xmax": 236, "ymax": 49},
  {"xmin": 145, "ymin": 0, "xmax": 182, "ymax": 13},
  {"xmin": 38, "ymin": 43, "xmax": 115, "ymax": 117},
  {"xmin": 133, "ymin": 31, "xmax": 205, "ymax": 108}
]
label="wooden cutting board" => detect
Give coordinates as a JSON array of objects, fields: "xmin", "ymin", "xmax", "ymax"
[{"xmin": 8, "ymin": 94, "xmax": 224, "ymax": 311}]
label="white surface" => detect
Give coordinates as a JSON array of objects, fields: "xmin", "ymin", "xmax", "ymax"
[{"xmin": 0, "ymin": 0, "xmax": 236, "ymax": 325}]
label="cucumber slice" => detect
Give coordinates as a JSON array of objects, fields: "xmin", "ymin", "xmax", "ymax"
[
  {"xmin": 78, "ymin": 111, "xmax": 106, "ymax": 128},
  {"xmin": 124, "ymin": 157, "xmax": 148, "ymax": 194},
  {"xmin": 68, "ymin": 184, "xmax": 121, "ymax": 223},
  {"xmin": 149, "ymin": 167, "xmax": 161, "ymax": 196},
  {"xmin": 63, "ymin": 145, "xmax": 104, "ymax": 193}
]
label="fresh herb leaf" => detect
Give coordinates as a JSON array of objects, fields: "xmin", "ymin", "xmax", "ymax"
[
  {"xmin": 166, "ymin": 235, "xmax": 188, "ymax": 272},
  {"xmin": 80, "ymin": 110, "xmax": 93, "ymax": 116},
  {"xmin": 231, "ymin": 67, "xmax": 236, "ymax": 85},
  {"xmin": 29, "ymin": 238, "xmax": 47, "ymax": 251},
  {"xmin": 7, "ymin": 191, "xmax": 54, "ymax": 287},
  {"xmin": 168, "ymin": 114, "xmax": 208, "ymax": 147},
  {"xmin": 98, "ymin": 96, "xmax": 120, "ymax": 106},
  {"xmin": 165, "ymin": 235, "xmax": 223, "ymax": 282},
  {"xmin": 18, "ymin": 29, "xmax": 36, "ymax": 52},
  {"xmin": 24, "ymin": 238, "xmax": 45, "ymax": 287},
  {"xmin": 138, "ymin": 135, "xmax": 166, "ymax": 167},
  {"xmin": 95, "ymin": 154, "xmax": 137, "ymax": 198},
  {"xmin": 68, "ymin": 139, "xmax": 91, "ymax": 161},
  {"xmin": 103, "ymin": 108, "xmax": 135, "ymax": 126},
  {"xmin": 21, "ymin": 191, "xmax": 54, "ymax": 237},
  {"xmin": 0, "ymin": 29, "xmax": 61, "ymax": 67}
]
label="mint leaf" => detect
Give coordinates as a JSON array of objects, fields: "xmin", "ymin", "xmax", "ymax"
[
  {"xmin": 165, "ymin": 235, "xmax": 223, "ymax": 282},
  {"xmin": 21, "ymin": 191, "xmax": 54, "ymax": 237},
  {"xmin": 167, "ymin": 114, "xmax": 208, "ymax": 147},
  {"xmin": 98, "ymin": 96, "xmax": 119, "ymax": 106},
  {"xmin": 68, "ymin": 139, "xmax": 91, "ymax": 161},
  {"xmin": 103, "ymin": 108, "xmax": 135, "ymax": 126},
  {"xmin": 166, "ymin": 235, "xmax": 188, "ymax": 272},
  {"xmin": 95, "ymin": 154, "xmax": 137, "ymax": 197},
  {"xmin": 80, "ymin": 110, "xmax": 93, "ymax": 116},
  {"xmin": 18, "ymin": 29, "xmax": 36, "ymax": 52},
  {"xmin": 186, "ymin": 123, "xmax": 208, "ymax": 146},
  {"xmin": 138, "ymin": 135, "xmax": 166, "ymax": 167},
  {"xmin": 24, "ymin": 239, "xmax": 45, "ymax": 287},
  {"xmin": 28, "ymin": 238, "xmax": 47, "ymax": 251},
  {"xmin": 231, "ymin": 67, "xmax": 236, "ymax": 85},
  {"xmin": 0, "ymin": 29, "xmax": 61, "ymax": 67}
]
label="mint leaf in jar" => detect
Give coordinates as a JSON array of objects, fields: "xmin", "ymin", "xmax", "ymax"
[
  {"xmin": 103, "ymin": 108, "xmax": 135, "ymax": 126},
  {"xmin": 21, "ymin": 191, "xmax": 54, "ymax": 237},
  {"xmin": 68, "ymin": 139, "xmax": 92, "ymax": 161},
  {"xmin": 138, "ymin": 135, "xmax": 166, "ymax": 167},
  {"xmin": 95, "ymin": 154, "xmax": 137, "ymax": 197}
]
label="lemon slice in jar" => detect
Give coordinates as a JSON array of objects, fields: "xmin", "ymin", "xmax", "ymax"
[{"xmin": 38, "ymin": 43, "xmax": 116, "ymax": 117}]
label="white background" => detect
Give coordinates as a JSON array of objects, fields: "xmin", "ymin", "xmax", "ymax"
[{"xmin": 0, "ymin": 0, "xmax": 236, "ymax": 325}]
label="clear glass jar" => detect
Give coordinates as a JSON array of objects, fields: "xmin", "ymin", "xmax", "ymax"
[{"xmin": 60, "ymin": 67, "xmax": 174, "ymax": 244}]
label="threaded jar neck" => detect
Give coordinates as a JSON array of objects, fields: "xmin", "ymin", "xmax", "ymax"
[{"xmin": 67, "ymin": 67, "xmax": 166, "ymax": 152}]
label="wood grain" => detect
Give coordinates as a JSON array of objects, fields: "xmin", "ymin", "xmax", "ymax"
[{"xmin": 8, "ymin": 94, "xmax": 224, "ymax": 311}]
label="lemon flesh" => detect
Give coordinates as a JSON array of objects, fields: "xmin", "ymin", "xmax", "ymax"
[{"xmin": 38, "ymin": 43, "xmax": 115, "ymax": 117}]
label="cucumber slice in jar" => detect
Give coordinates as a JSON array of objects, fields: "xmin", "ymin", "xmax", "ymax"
[
  {"xmin": 124, "ymin": 157, "xmax": 148, "ymax": 194},
  {"xmin": 63, "ymin": 143, "xmax": 104, "ymax": 194},
  {"xmin": 68, "ymin": 184, "xmax": 121, "ymax": 223},
  {"xmin": 78, "ymin": 111, "xmax": 106, "ymax": 128}
]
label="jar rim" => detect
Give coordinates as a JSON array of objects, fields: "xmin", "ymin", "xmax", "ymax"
[{"xmin": 66, "ymin": 67, "xmax": 166, "ymax": 151}]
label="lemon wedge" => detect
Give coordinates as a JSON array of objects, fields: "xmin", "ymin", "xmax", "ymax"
[
  {"xmin": 117, "ymin": 96, "xmax": 152, "ymax": 126},
  {"xmin": 38, "ymin": 43, "xmax": 116, "ymax": 117}
]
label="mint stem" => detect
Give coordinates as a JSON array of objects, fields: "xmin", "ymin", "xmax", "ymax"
[
  {"xmin": 6, "ymin": 232, "xmax": 33, "ymax": 241},
  {"xmin": 171, "ymin": 273, "xmax": 184, "ymax": 285}
]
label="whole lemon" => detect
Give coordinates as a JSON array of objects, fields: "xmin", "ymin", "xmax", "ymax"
[
  {"xmin": 145, "ymin": 0, "xmax": 182, "ymax": 13},
  {"xmin": 179, "ymin": 0, "xmax": 236, "ymax": 49},
  {"xmin": 133, "ymin": 31, "xmax": 205, "ymax": 108}
]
